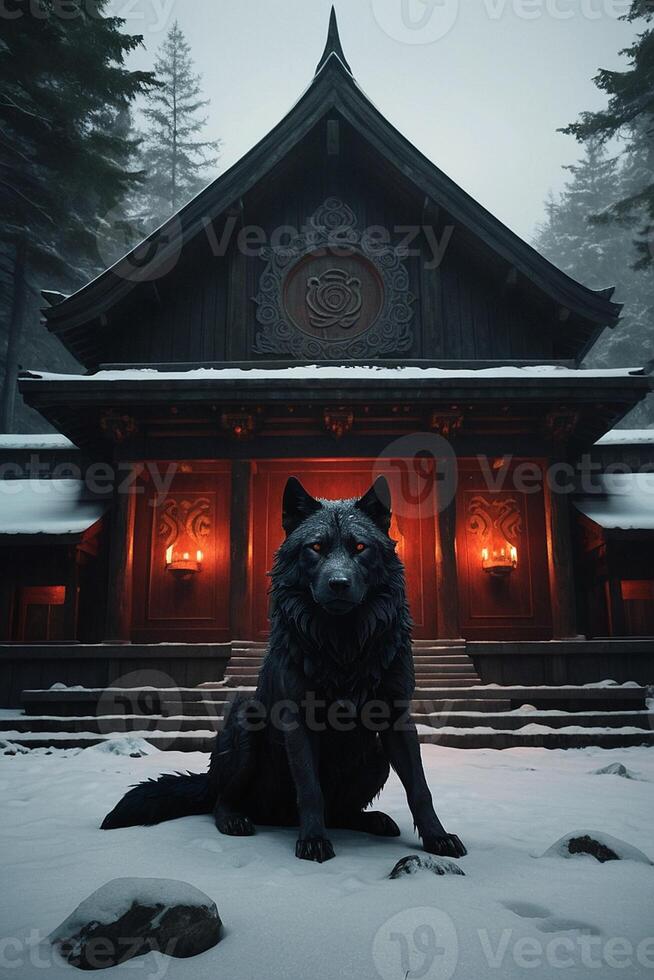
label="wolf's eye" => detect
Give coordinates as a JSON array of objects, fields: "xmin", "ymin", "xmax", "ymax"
[
  {"xmin": 310, "ymin": 542, "xmax": 323, "ymax": 553},
  {"xmin": 355, "ymin": 542, "xmax": 366, "ymax": 553}
]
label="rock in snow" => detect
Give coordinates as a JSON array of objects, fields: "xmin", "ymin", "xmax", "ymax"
[
  {"xmin": 49, "ymin": 877, "xmax": 222, "ymax": 970},
  {"xmin": 541, "ymin": 830, "xmax": 653, "ymax": 865},
  {"xmin": 0, "ymin": 740, "xmax": 29, "ymax": 756},
  {"xmin": 389, "ymin": 854, "xmax": 466, "ymax": 879},
  {"xmin": 85, "ymin": 736, "xmax": 155, "ymax": 758},
  {"xmin": 592, "ymin": 762, "xmax": 637, "ymax": 779}
]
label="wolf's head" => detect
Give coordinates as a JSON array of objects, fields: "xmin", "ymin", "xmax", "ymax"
[{"xmin": 276, "ymin": 476, "xmax": 397, "ymax": 617}]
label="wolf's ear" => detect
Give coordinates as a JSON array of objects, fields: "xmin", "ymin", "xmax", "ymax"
[
  {"xmin": 282, "ymin": 477, "xmax": 322, "ymax": 536},
  {"xmin": 355, "ymin": 477, "xmax": 392, "ymax": 533}
]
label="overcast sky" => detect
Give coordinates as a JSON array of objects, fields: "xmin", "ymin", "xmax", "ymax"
[{"xmin": 111, "ymin": 0, "xmax": 636, "ymax": 242}]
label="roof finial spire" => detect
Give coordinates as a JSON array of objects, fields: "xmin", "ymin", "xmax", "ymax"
[{"xmin": 315, "ymin": 6, "xmax": 352, "ymax": 75}]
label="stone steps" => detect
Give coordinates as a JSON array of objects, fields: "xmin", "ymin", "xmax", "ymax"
[
  {"xmin": 2, "ymin": 709, "xmax": 650, "ymax": 735},
  {"xmin": 11, "ymin": 633, "xmax": 650, "ymax": 751},
  {"xmin": 224, "ymin": 641, "xmax": 482, "ymax": 689},
  {"xmin": 4, "ymin": 728, "xmax": 653, "ymax": 753}
]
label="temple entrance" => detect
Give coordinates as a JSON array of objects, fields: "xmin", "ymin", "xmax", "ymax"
[{"xmin": 251, "ymin": 459, "xmax": 440, "ymax": 640}]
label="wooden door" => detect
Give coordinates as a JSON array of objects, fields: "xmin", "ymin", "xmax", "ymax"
[
  {"xmin": 132, "ymin": 463, "xmax": 231, "ymax": 642},
  {"xmin": 251, "ymin": 459, "xmax": 439, "ymax": 639},
  {"xmin": 456, "ymin": 459, "xmax": 552, "ymax": 639}
]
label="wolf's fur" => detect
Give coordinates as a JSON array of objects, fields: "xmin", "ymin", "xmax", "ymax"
[{"xmin": 102, "ymin": 477, "xmax": 466, "ymax": 863}]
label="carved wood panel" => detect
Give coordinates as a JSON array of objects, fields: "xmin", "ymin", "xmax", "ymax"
[
  {"xmin": 253, "ymin": 197, "xmax": 415, "ymax": 358},
  {"xmin": 456, "ymin": 461, "xmax": 552, "ymax": 639},
  {"xmin": 251, "ymin": 459, "xmax": 438, "ymax": 639},
  {"xmin": 132, "ymin": 465, "xmax": 231, "ymax": 641}
]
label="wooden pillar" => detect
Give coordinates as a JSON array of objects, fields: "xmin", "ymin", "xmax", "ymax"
[
  {"xmin": 0, "ymin": 573, "xmax": 14, "ymax": 641},
  {"xmin": 435, "ymin": 475, "xmax": 460, "ymax": 640},
  {"xmin": 229, "ymin": 460, "xmax": 252, "ymax": 640},
  {"xmin": 104, "ymin": 467, "xmax": 137, "ymax": 643},
  {"xmin": 63, "ymin": 545, "xmax": 80, "ymax": 640},
  {"xmin": 545, "ymin": 479, "xmax": 578, "ymax": 639}
]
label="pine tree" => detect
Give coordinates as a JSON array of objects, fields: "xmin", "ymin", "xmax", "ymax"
[
  {"xmin": 0, "ymin": 0, "xmax": 156, "ymax": 431},
  {"xmin": 534, "ymin": 142, "xmax": 654, "ymax": 424},
  {"xmin": 139, "ymin": 22, "xmax": 220, "ymax": 227},
  {"xmin": 534, "ymin": 142, "xmax": 625, "ymax": 289},
  {"xmin": 561, "ymin": 0, "xmax": 654, "ymax": 270}
]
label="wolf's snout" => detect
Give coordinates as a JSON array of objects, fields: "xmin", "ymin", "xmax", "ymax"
[{"xmin": 328, "ymin": 575, "xmax": 351, "ymax": 594}]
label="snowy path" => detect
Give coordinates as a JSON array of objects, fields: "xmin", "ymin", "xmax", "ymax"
[{"xmin": 1, "ymin": 742, "xmax": 654, "ymax": 979}]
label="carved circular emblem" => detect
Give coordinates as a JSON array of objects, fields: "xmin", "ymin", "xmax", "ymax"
[
  {"xmin": 307, "ymin": 269, "xmax": 362, "ymax": 330},
  {"xmin": 283, "ymin": 251, "xmax": 383, "ymax": 342}
]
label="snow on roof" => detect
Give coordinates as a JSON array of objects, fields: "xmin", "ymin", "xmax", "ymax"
[
  {"xmin": 21, "ymin": 364, "xmax": 645, "ymax": 383},
  {"xmin": 595, "ymin": 429, "xmax": 654, "ymax": 447},
  {"xmin": 0, "ymin": 434, "xmax": 76, "ymax": 451},
  {"xmin": 574, "ymin": 473, "xmax": 654, "ymax": 531},
  {"xmin": 0, "ymin": 480, "xmax": 109, "ymax": 537}
]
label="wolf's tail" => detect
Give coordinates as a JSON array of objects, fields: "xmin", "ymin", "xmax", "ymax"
[{"xmin": 101, "ymin": 772, "xmax": 213, "ymax": 830}]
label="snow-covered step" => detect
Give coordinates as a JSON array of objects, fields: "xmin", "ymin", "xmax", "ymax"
[
  {"xmin": 0, "ymin": 714, "xmax": 225, "ymax": 734},
  {"xmin": 5, "ymin": 709, "xmax": 650, "ymax": 736},
  {"xmin": 418, "ymin": 729, "xmax": 654, "ymax": 750},
  {"xmin": 414, "ymin": 710, "xmax": 653, "ymax": 731},
  {"xmin": 415, "ymin": 657, "xmax": 470, "ymax": 663},
  {"xmin": 412, "ymin": 698, "xmax": 513, "ymax": 712},
  {"xmin": 4, "ymin": 726, "xmax": 653, "ymax": 753},
  {"xmin": 412, "ymin": 639, "xmax": 466, "ymax": 647},
  {"xmin": 416, "ymin": 674, "xmax": 481, "ymax": 691}
]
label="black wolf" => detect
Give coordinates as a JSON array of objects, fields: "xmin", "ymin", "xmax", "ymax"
[{"xmin": 102, "ymin": 477, "xmax": 466, "ymax": 863}]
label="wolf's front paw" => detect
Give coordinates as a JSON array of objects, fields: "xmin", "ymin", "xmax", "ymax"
[
  {"xmin": 296, "ymin": 836, "xmax": 335, "ymax": 863},
  {"xmin": 216, "ymin": 814, "xmax": 255, "ymax": 837},
  {"xmin": 422, "ymin": 832, "xmax": 467, "ymax": 859}
]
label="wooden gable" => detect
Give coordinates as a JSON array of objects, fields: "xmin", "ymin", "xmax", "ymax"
[{"xmin": 41, "ymin": 9, "xmax": 621, "ymax": 370}]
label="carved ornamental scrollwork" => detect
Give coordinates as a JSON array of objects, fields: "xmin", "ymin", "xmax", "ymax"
[
  {"xmin": 544, "ymin": 407, "xmax": 580, "ymax": 443},
  {"xmin": 253, "ymin": 197, "xmax": 415, "ymax": 358},
  {"xmin": 323, "ymin": 407, "xmax": 354, "ymax": 439},
  {"xmin": 220, "ymin": 409, "xmax": 261, "ymax": 440},
  {"xmin": 306, "ymin": 269, "xmax": 362, "ymax": 330},
  {"xmin": 466, "ymin": 495, "xmax": 523, "ymax": 543},
  {"xmin": 158, "ymin": 497, "xmax": 212, "ymax": 550},
  {"xmin": 430, "ymin": 409, "xmax": 464, "ymax": 439},
  {"xmin": 100, "ymin": 410, "xmax": 138, "ymax": 444}
]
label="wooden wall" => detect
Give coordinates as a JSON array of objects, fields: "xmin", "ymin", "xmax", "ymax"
[
  {"xmin": 131, "ymin": 462, "xmax": 232, "ymax": 642},
  {"xmin": 104, "ymin": 119, "xmax": 558, "ymax": 367},
  {"xmin": 249, "ymin": 459, "xmax": 440, "ymax": 640},
  {"xmin": 456, "ymin": 459, "xmax": 553, "ymax": 640},
  {"xmin": 126, "ymin": 456, "xmax": 556, "ymax": 642}
]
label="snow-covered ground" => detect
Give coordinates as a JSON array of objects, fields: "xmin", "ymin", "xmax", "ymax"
[{"xmin": 1, "ymin": 742, "xmax": 654, "ymax": 980}]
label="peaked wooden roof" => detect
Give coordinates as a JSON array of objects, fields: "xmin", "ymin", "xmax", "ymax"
[{"xmin": 42, "ymin": 8, "xmax": 621, "ymax": 365}]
